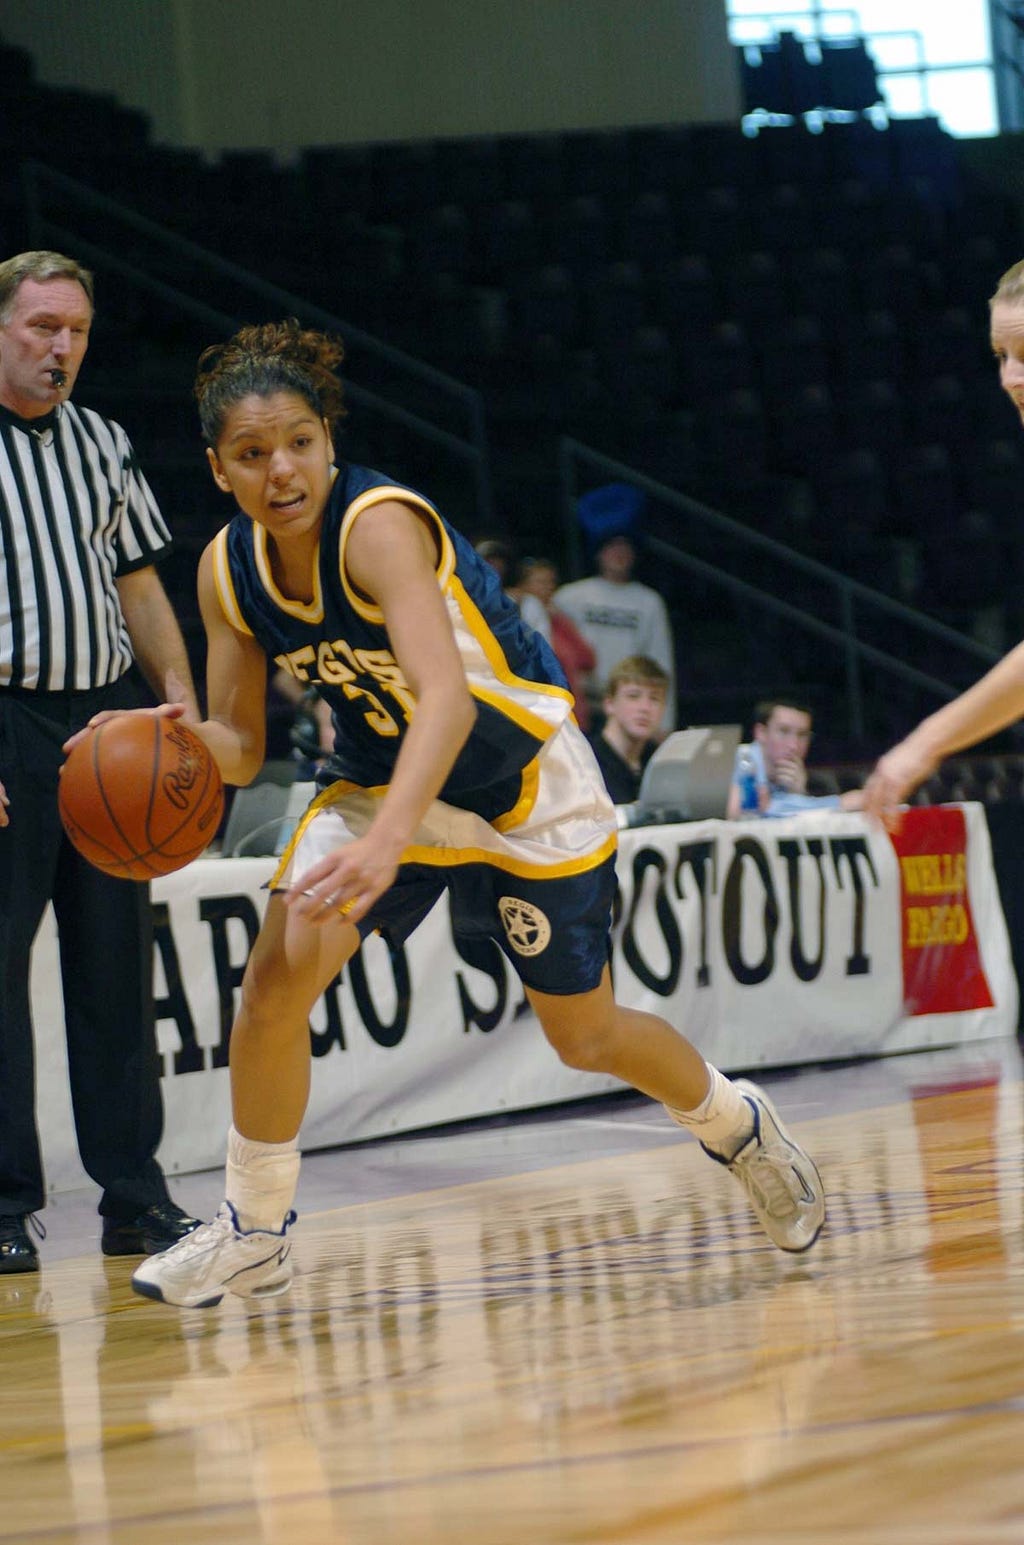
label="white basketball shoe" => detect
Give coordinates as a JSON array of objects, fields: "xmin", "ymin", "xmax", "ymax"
[
  {"xmin": 705, "ymin": 1079, "xmax": 825, "ymax": 1253},
  {"xmin": 131, "ymin": 1201, "xmax": 295, "ymax": 1308}
]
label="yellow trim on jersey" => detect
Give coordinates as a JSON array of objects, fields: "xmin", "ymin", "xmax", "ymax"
[
  {"xmin": 269, "ymin": 773, "xmax": 616, "ymax": 890},
  {"xmin": 399, "ymin": 830, "xmax": 618, "ymax": 878},
  {"xmin": 212, "ymin": 527, "xmax": 253, "ymax": 637},
  {"xmin": 492, "ymin": 754, "xmax": 540, "ymax": 833},
  {"xmin": 451, "ymin": 573, "xmax": 573, "ymax": 708},
  {"xmin": 269, "ymin": 778, "xmax": 380, "ymax": 885},
  {"xmin": 338, "ymin": 487, "xmax": 454, "ymax": 622},
  {"xmin": 468, "ymin": 682, "xmax": 561, "ymax": 744},
  {"xmin": 253, "ymin": 525, "xmax": 324, "ymax": 624}
]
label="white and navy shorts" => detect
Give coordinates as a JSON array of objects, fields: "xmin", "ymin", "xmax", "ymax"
[{"xmin": 271, "ymin": 718, "xmax": 619, "ymax": 996}]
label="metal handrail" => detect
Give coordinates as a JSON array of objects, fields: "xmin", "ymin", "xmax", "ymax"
[
  {"xmin": 21, "ymin": 159, "xmax": 494, "ymax": 523},
  {"xmin": 558, "ymin": 437, "xmax": 1001, "ymax": 742}
]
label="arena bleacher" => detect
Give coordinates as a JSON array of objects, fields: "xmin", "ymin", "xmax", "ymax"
[{"xmin": 3, "ymin": 27, "xmax": 1024, "ymax": 772}]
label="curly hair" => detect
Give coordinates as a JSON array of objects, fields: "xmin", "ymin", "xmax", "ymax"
[{"xmin": 194, "ymin": 319, "xmax": 347, "ymax": 446}]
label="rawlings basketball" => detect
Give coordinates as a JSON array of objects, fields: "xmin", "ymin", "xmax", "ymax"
[{"xmin": 58, "ymin": 715, "xmax": 224, "ymax": 880}]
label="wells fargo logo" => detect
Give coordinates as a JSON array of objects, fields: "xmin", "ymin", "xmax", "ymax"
[{"xmin": 889, "ymin": 807, "xmax": 993, "ymax": 1015}]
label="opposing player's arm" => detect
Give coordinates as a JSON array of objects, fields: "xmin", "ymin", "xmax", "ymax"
[
  {"xmin": 194, "ymin": 542, "xmax": 268, "ymax": 785},
  {"xmin": 864, "ymin": 636, "xmax": 1024, "ymax": 824}
]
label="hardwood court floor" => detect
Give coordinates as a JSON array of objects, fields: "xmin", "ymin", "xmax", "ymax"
[{"xmin": 4, "ymin": 1040, "xmax": 1024, "ymax": 1545}]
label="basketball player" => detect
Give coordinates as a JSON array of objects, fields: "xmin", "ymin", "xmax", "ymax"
[
  {"xmin": 74, "ymin": 320, "xmax": 824, "ymax": 1308},
  {"xmin": 863, "ymin": 258, "xmax": 1024, "ymax": 822}
]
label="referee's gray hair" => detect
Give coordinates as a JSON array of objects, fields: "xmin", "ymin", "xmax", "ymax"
[{"xmin": 0, "ymin": 251, "xmax": 95, "ymax": 324}]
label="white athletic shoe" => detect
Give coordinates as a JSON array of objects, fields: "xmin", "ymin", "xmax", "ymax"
[
  {"xmin": 130, "ymin": 1202, "xmax": 295, "ymax": 1308},
  {"xmin": 705, "ymin": 1079, "xmax": 825, "ymax": 1253}
]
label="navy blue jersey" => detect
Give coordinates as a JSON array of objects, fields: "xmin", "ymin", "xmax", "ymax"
[{"xmin": 212, "ymin": 464, "xmax": 574, "ymax": 823}]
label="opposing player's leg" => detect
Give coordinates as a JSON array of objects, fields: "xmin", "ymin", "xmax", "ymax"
[
  {"xmin": 527, "ymin": 968, "xmax": 825, "ymax": 1253},
  {"xmin": 132, "ymin": 894, "xmax": 361, "ymax": 1308}
]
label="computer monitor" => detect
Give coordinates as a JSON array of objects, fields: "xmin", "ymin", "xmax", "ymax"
[{"xmin": 634, "ymin": 725, "xmax": 742, "ymax": 823}]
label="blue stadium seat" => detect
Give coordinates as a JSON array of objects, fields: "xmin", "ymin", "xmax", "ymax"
[
  {"xmin": 891, "ymin": 443, "xmax": 958, "ymax": 535},
  {"xmin": 549, "ymin": 195, "xmax": 611, "ymax": 274},
  {"xmin": 812, "ymin": 447, "xmax": 888, "ymax": 532},
  {"xmin": 788, "ymin": 246, "xmax": 853, "ymax": 332},
  {"xmin": 755, "ymin": 182, "xmax": 815, "ymax": 253},
  {"xmin": 508, "ymin": 264, "xmax": 580, "ymax": 343},
  {"xmin": 758, "ymin": 313, "xmax": 828, "ymax": 395},
  {"xmin": 677, "ymin": 185, "xmax": 751, "ymax": 258},
  {"xmin": 585, "ymin": 262, "xmax": 648, "ymax": 353},
  {"xmin": 649, "ymin": 253, "xmax": 719, "ymax": 343},
  {"xmin": 477, "ymin": 200, "xmax": 542, "ymax": 280},
  {"xmin": 622, "ymin": 191, "xmax": 678, "ymax": 266},
  {"xmin": 371, "ymin": 140, "xmax": 440, "ymax": 215},
  {"xmin": 912, "ymin": 307, "xmax": 987, "ymax": 379},
  {"xmin": 435, "ymin": 136, "xmax": 505, "ymax": 205},
  {"xmin": 723, "ymin": 249, "xmax": 789, "ymax": 327},
  {"xmin": 406, "ymin": 203, "xmax": 472, "ymax": 276},
  {"xmin": 754, "ymin": 121, "xmax": 828, "ymax": 187},
  {"xmin": 769, "ymin": 381, "xmax": 838, "ymax": 473},
  {"xmin": 834, "ymin": 307, "xmax": 903, "ymax": 384},
  {"xmin": 678, "ymin": 320, "xmax": 753, "ymax": 403},
  {"xmin": 501, "ymin": 133, "xmax": 565, "ymax": 201},
  {"xmin": 562, "ymin": 130, "xmax": 632, "ymax": 197},
  {"xmin": 907, "ymin": 374, "xmax": 973, "ymax": 454},
  {"xmin": 697, "ymin": 387, "xmax": 768, "ymax": 480},
  {"xmin": 841, "ymin": 378, "xmax": 906, "ymax": 459}
]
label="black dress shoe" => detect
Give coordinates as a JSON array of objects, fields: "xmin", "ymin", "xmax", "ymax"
[
  {"xmin": 0, "ymin": 1214, "xmax": 42, "ymax": 1274},
  {"xmin": 101, "ymin": 1201, "xmax": 202, "ymax": 1257}
]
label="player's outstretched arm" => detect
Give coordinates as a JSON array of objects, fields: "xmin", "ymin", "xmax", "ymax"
[{"xmin": 863, "ymin": 637, "xmax": 1024, "ymax": 825}]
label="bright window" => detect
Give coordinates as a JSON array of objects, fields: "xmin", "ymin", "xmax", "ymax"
[{"xmin": 726, "ymin": 1, "xmax": 998, "ymax": 136}]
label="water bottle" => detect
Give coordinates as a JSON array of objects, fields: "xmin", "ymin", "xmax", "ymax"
[{"xmin": 736, "ymin": 745, "xmax": 761, "ymax": 815}]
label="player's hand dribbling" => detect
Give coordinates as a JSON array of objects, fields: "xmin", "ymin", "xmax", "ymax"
[{"xmin": 62, "ymin": 701, "xmax": 185, "ymax": 756}]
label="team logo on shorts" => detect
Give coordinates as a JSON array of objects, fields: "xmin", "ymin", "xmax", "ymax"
[{"xmin": 498, "ymin": 896, "xmax": 552, "ymax": 956}]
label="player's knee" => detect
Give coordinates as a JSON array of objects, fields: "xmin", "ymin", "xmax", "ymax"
[{"xmin": 543, "ymin": 1018, "xmax": 615, "ymax": 1073}]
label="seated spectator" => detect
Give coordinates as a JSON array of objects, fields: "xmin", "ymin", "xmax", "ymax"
[
  {"xmin": 588, "ymin": 655, "xmax": 670, "ymax": 804},
  {"xmin": 515, "ymin": 556, "xmax": 597, "ymax": 729},
  {"xmin": 554, "ymin": 494, "xmax": 675, "ymax": 732},
  {"xmin": 726, "ymin": 696, "xmax": 864, "ymax": 819},
  {"xmin": 474, "ymin": 536, "xmax": 550, "ymax": 640}
]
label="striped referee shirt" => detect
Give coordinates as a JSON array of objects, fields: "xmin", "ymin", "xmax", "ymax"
[{"xmin": 0, "ymin": 400, "xmax": 173, "ymax": 691}]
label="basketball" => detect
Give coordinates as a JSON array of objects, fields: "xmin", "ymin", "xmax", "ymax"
[{"xmin": 58, "ymin": 715, "xmax": 224, "ymax": 880}]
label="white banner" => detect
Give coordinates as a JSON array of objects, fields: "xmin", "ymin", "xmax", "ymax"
[{"xmin": 30, "ymin": 803, "xmax": 1017, "ymax": 1193}]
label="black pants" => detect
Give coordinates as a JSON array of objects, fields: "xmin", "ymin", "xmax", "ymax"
[{"xmin": 0, "ymin": 678, "xmax": 169, "ymax": 1217}]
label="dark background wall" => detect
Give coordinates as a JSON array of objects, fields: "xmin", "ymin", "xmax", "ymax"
[{"xmin": 0, "ymin": 0, "xmax": 740, "ymax": 152}]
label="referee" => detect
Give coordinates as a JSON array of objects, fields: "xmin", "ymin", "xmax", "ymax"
[{"xmin": 0, "ymin": 250, "xmax": 203, "ymax": 1272}]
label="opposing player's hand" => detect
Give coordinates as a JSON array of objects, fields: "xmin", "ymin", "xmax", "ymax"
[
  {"xmin": 0, "ymin": 778, "xmax": 9, "ymax": 828},
  {"xmin": 285, "ymin": 835, "xmax": 400, "ymax": 928},
  {"xmin": 861, "ymin": 741, "xmax": 937, "ymax": 831},
  {"xmin": 62, "ymin": 701, "xmax": 185, "ymax": 756}
]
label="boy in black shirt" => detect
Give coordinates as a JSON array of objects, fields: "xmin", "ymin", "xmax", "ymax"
[{"xmin": 588, "ymin": 655, "xmax": 669, "ymax": 804}]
